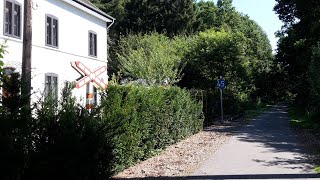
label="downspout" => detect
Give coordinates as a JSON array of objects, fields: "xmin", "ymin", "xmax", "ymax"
[{"xmin": 107, "ymin": 18, "xmax": 115, "ymax": 29}]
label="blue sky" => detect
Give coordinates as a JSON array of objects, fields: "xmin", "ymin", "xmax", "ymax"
[{"xmin": 212, "ymin": 0, "xmax": 283, "ymax": 51}]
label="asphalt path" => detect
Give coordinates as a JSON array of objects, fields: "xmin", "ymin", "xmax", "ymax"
[{"xmin": 191, "ymin": 104, "xmax": 320, "ymax": 180}]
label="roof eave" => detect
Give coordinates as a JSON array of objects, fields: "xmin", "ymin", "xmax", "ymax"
[
  {"xmin": 72, "ymin": 0, "xmax": 115, "ymax": 22},
  {"xmin": 59, "ymin": 0, "xmax": 115, "ymax": 26}
]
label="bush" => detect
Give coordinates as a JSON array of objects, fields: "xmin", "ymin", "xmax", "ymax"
[
  {"xmin": 0, "ymin": 72, "xmax": 32, "ymax": 180},
  {"xmin": 24, "ymin": 84, "xmax": 114, "ymax": 180},
  {"xmin": 0, "ymin": 80, "xmax": 203, "ymax": 179},
  {"xmin": 117, "ymin": 33, "xmax": 190, "ymax": 85},
  {"xmin": 101, "ymin": 84, "xmax": 204, "ymax": 172},
  {"xmin": 308, "ymin": 43, "xmax": 320, "ymax": 118}
]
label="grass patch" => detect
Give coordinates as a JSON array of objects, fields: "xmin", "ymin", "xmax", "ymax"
[
  {"xmin": 288, "ymin": 106, "xmax": 309, "ymax": 128},
  {"xmin": 315, "ymin": 166, "xmax": 320, "ymax": 174},
  {"xmin": 288, "ymin": 106, "xmax": 320, "ymax": 131}
]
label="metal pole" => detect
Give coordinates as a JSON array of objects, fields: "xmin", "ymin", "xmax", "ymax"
[
  {"xmin": 22, "ymin": 0, "xmax": 32, "ymax": 107},
  {"xmin": 86, "ymin": 83, "xmax": 94, "ymax": 110},
  {"xmin": 220, "ymin": 88, "xmax": 223, "ymax": 123}
]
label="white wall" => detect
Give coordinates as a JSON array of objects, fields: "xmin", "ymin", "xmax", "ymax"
[{"xmin": 0, "ymin": 0, "xmax": 110, "ymax": 103}]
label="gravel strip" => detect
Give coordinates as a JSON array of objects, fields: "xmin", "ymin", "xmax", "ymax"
[{"xmin": 113, "ymin": 120, "xmax": 245, "ymax": 179}]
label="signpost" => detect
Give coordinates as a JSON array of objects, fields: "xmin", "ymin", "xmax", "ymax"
[
  {"xmin": 217, "ymin": 76, "xmax": 226, "ymax": 122},
  {"xmin": 71, "ymin": 61, "xmax": 107, "ymax": 110}
]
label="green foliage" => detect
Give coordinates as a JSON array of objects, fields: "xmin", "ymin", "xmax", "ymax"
[
  {"xmin": 194, "ymin": 1, "xmax": 218, "ymax": 32},
  {"xmin": 25, "ymin": 84, "xmax": 114, "ymax": 180},
  {"xmin": 0, "ymin": 42, "xmax": 6, "ymax": 75},
  {"xmin": 91, "ymin": 0, "xmax": 198, "ymax": 76},
  {"xmin": 101, "ymin": 84, "xmax": 204, "ymax": 172},
  {"xmin": 289, "ymin": 106, "xmax": 320, "ymax": 173},
  {"xmin": 179, "ymin": 28, "xmax": 272, "ymax": 114},
  {"xmin": 0, "ymin": 79, "xmax": 203, "ymax": 178},
  {"xmin": 0, "ymin": 72, "xmax": 32, "ymax": 180},
  {"xmin": 275, "ymin": 0, "xmax": 320, "ymax": 117},
  {"xmin": 117, "ymin": 33, "xmax": 189, "ymax": 85},
  {"xmin": 182, "ymin": 0, "xmax": 274, "ymax": 116},
  {"xmin": 0, "ymin": 81, "xmax": 114, "ymax": 180},
  {"xmin": 196, "ymin": 0, "xmax": 274, "ymax": 72},
  {"xmin": 92, "ymin": 0, "xmax": 197, "ymax": 37},
  {"xmin": 94, "ymin": 0, "xmax": 275, "ymax": 118},
  {"xmin": 306, "ymin": 44, "xmax": 320, "ymax": 123},
  {"xmin": 180, "ymin": 29, "xmax": 247, "ymax": 89},
  {"xmin": 254, "ymin": 64, "xmax": 290, "ymax": 103},
  {"xmin": 288, "ymin": 106, "xmax": 320, "ymax": 134}
]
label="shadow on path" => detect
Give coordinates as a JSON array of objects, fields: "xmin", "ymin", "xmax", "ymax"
[{"xmin": 204, "ymin": 104, "xmax": 317, "ymax": 172}]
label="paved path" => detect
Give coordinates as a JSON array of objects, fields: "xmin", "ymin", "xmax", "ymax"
[{"xmin": 191, "ymin": 105, "xmax": 320, "ymax": 179}]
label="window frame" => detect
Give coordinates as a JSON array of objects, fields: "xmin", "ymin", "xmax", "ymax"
[
  {"xmin": 88, "ymin": 31, "xmax": 97, "ymax": 57},
  {"xmin": 45, "ymin": 14, "xmax": 59, "ymax": 48},
  {"xmin": 3, "ymin": 0, "xmax": 22, "ymax": 39},
  {"xmin": 44, "ymin": 73, "xmax": 59, "ymax": 102}
]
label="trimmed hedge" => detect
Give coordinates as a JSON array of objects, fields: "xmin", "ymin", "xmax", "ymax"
[
  {"xmin": 102, "ymin": 84, "xmax": 204, "ymax": 172},
  {"xmin": 0, "ymin": 83, "xmax": 204, "ymax": 179}
]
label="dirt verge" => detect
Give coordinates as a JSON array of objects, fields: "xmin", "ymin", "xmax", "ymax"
[{"xmin": 112, "ymin": 119, "xmax": 246, "ymax": 179}]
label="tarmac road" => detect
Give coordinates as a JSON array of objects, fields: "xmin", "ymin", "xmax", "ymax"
[{"xmin": 191, "ymin": 104, "xmax": 320, "ymax": 180}]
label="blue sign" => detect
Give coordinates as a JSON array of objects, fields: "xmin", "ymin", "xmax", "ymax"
[{"xmin": 217, "ymin": 79, "xmax": 226, "ymax": 89}]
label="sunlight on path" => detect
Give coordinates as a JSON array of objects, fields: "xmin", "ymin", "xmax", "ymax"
[{"xmin": 192, "ymin": 105, "xmax": 320, "ymax": 179}]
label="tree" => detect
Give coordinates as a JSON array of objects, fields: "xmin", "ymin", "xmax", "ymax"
[
  {"xmin": 195, "ymin": 0, "xmax": 274, "ymax": 73},
  {"xmin": 117, "ymin": 33, "xmax": 189, "ymax": 85},
  {"xmin": 91, "ymin": 0, "xmax": 198, "ymax": 76},
  {"xmin": 91, "ymin": 0, "xmax": 129, "ymax": 38},
  {"xmin": 179, "ymin": 29, "xmax": 249, "ymax": 90},
  {"xmin": 308, "ymin": 44, "xmax": 320, "ymax": 116},
  {"xmin": 194, "ymin": 1, "xmax": 218, "ymax": 31},
  {"xmin": 274, "ymin": 0, "xmax": 320, "ymax": 109},
  {"xmin": 92, "ymin": 0, "xmax": 197, "ymax": 37}
]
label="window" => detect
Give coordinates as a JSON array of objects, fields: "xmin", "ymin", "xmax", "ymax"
[
  {"xmin": 46, "ymin": 15, "xmax": 58, "ymax": 47},
  {"xmin": 89, "ymin": 31, "xmax": 97, "ymax": 57},
  {"xmin": 44, "ymin": 73, "xmax": 58, "ymax": 101},
  {"xmin": 4, "ymin": 0, "xmax": 21, "ymax": 38}
]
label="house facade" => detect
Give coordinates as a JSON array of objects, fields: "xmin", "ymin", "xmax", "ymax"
[{"xmin": 0, "ymin": 0, "xmax": 114, "ymax": 103}]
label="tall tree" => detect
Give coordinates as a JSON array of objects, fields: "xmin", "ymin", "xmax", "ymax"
[
  {"xmin": 275, "ymin": 0, "xmax": 320, "ymax": 112},
  {"xmin": 92, "ymin": 0, "xmax": 197, "ymax": 37},
  {"xmin": 91, "ymin": 0, "xmax": 197, "ymax": 75},
  {"xmin": 194, "ymin": 1, "xmax": 218, "ymax": 31},
  {"xmin": 91, "ymin": 0, "xmax": 129, "ymax": 37},
  {"xmin": 195, "ymin": 0, "xmax": 273, "ymax": 73}
]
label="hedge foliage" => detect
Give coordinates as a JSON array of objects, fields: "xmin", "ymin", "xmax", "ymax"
[
  {"xmin": 103, "ymin": 85, "xmax": 204, "ymax": 172},
  {"xmin": 0, "ymin": 82, "xmax": 204, "ymax": 179}
]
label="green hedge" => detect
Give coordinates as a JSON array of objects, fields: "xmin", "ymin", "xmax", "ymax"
[
  {"xmin": 0, "ymin": 83, "xmax": 204, "ymax": 179},
  {"xmin": 101, "ymin": 84, "xmax": 204, "ymax": 172}
]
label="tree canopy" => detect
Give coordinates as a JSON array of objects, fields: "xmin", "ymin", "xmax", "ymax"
[
  {"xmin": 275, "ymin": 0, "xmax": 320, "ymax": 116},
  {"xmin": 91, "ymin": 0, "xmax": 275, "ymax": 114},
  {"xmin": 92, "ymin": 0, "xmax": 197, "ymax": 37},
  {"xmin": 117, "ymin": 33, "xmax": 189, "ymax": 85}
]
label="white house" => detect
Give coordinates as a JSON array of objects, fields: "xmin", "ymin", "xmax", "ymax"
[{"xmin": 0, "ymin": 0, "xmax": 114, "ymax": 104}]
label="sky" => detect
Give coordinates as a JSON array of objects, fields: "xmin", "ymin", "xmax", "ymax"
[{"xmin": 213, "ymin": 0, "xmax": 284, "ymax": 52}]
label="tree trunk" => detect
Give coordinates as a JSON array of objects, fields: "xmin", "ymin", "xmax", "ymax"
[{"xmin": 21, "ymin": 0, "xmax": 32, "ymax": 106}]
